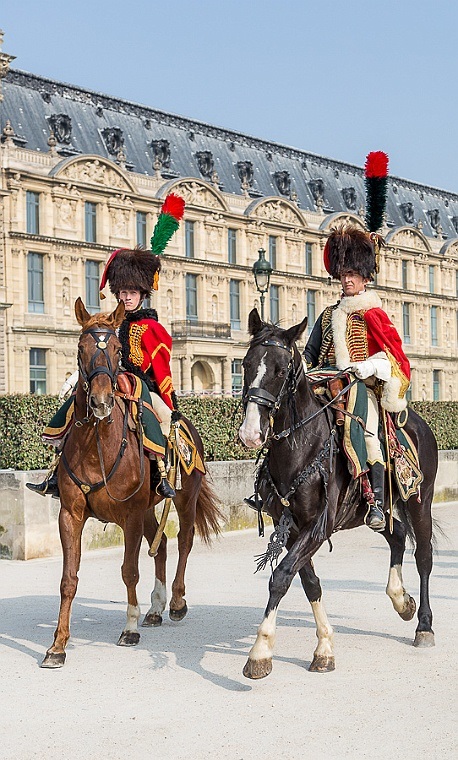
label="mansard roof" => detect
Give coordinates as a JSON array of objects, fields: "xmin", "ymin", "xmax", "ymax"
[{"xmin": 3, "ymin": 68, "xmax": 458, "ymax": 241}]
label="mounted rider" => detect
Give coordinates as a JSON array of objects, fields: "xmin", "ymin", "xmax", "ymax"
[
  {"xmin": 304, "ymin": 152, "xmax": 410, "ymax": 532},
  {"xmin": 27, "ymin": 194, "xmax": 185, "ymax": 501}
]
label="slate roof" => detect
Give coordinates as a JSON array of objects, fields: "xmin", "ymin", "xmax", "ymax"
[{"xmin": 3, "ymin": 68, "xmax": 458, "ymax": 242}]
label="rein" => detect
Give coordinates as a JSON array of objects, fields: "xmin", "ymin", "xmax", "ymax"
[{"xmin": 63, "ymin": 325, "xmax": 146, "ymax": 500}]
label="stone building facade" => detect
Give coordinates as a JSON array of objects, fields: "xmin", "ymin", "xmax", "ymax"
[{"xmin": 0, "ymin": 33, "xmax": 457, "ymax": 401}]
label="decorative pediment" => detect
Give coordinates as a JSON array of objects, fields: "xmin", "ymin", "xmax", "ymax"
[
  {"xmin": 245, "ymin": 197, "xmax": 306, "ymax": 227},
  {"xmin": 385, "ymin": 226, "xmax": 431, "ymax": 252},
  {"xmin": 157, "ymin": 178, "xmax": 227, "ymax": 211},
  {"xmin": 50, "ymin": 155, "xmax": 135, "ymax": 192},
  {"xmin": 439, "ymin": 238, "xmax": 458, "ymax": 257},
  {"xmin": 319, "ymin": 212, "xmax": 366, "ymax": 231}
]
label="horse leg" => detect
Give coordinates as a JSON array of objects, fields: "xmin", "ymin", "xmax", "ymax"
[
  {"xmin": 117, "ymin": 515, "xmax": 143, "ymax": 646},
  {"xmin": 382, "ymin": 517, "xmax": 416, "ymax": 621},
  {"xmin": 407, "ymin": 499, "xmax": 435, "ymax": 648},
  {"xmin": 169, "ymin": 502, "xmax": 195, "ymax": 621},
  {"xmin": 41, "ymin": 507, "xmax": 86, "ymax": 668},
  {"xmin": 141, "ymin": 507, "xmax": 168, "ymax": 627},
  {"xmin": 298, "ymin": 560, "xmax": 335, "ymax": 672},
  {"xmin": 243, "ymin": 532, "xmax": 319, "ymax": 679}
]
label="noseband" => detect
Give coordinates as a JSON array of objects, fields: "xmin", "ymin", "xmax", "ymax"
[{"xmin": 78, "ymin": 326, "xmax": 120, "ymax": 392}]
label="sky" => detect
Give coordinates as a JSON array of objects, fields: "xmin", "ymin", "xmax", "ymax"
[{"xmin": 1, "ymin": 0, "xmax": 457, "ymax": 192}]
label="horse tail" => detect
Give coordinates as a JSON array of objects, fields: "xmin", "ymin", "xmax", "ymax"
[{"xmin": 195, "ymin": 474, "xmax": 224, "ymax": 544}]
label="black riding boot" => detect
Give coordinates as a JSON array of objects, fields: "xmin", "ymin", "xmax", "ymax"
[
  {"xmin": 26, "ymin": 457, "xmax": 60, "ymax": 498},
  {"xmin": 365, "ymin": 462, "xmax": 386, "ymax": 532},
  {"xmin": 155, "ymin": 458, "xmax": 176, "ymax": 500}
]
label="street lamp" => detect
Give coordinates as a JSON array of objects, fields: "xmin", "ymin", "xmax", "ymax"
[{"xmin": 252, "ymin": 248, "xmax": 273, "ymax": 321}]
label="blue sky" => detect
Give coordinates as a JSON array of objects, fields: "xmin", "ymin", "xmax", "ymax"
[{"xmin": 2, "ymin": 0, "xmax": 456, "ymax": 192}]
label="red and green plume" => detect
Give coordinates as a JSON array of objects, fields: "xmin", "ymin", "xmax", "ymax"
[
  {"xmin": 150, "ymin": 193, "xmax": 185, "ymax": 256},
  {"xmin": 365, "ymin": 151, "xmax": 389, "ymax": 233}
]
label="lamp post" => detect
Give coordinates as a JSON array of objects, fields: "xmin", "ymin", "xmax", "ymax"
[{"xmin": 252, "ymin": 248, "xmax": 273, "ymax": 321}]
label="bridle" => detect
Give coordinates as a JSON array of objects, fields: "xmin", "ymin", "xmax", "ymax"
[{"xmin": 60, "ymin": 324, "xmax": 146, "ymax": 501}]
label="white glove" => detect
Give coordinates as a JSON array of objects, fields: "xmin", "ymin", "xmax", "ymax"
[
  {"xmin": 350, "ymin": 354, "xmax": 391, "ymax": 382},
  {"xmin": 59, "ymin": 370, "xmax": 79, "ymax": 400}
]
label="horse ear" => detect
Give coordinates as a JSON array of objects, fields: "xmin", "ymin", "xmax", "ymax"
[
  {"xmin": 111, "ymin": 300, "xmax": 125, "ymax": 328},
  {"xmin": 248, "ymin": 308, "xmax": 263, "ymax": 335},
  {"xmin": 283, "ymin": 315, "xmax": 308, "ymax": 345},
  {"xmin": 75, "ymin": 297, "xmax": 91, "ymax": 326}
]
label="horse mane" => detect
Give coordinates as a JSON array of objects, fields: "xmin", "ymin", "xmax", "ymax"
[
  {"xmin": 80, "ymin": 312, "xmax": 116, "ymax": 331},
  {"xmin": 249, "ymin": 323, "xmax": 287, "ymax": 348}
]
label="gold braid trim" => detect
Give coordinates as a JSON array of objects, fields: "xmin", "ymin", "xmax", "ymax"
[
  {"xmin": 345, "ymin": 311, "xmax": 369, "ymax": 362},
  {"xmin": 129, "ymin": 324, "xmax": 148, "ymax": 367},
  {"xmin": 318, "ymin": 306, "xmax": 336, "ymax": 367},
  {"xmin": 385, "ymin": 348, "xmax": 410, "ymax": 398}
]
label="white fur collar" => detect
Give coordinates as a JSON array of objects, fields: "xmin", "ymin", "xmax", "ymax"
[{"xmin": 337, "ymin": 289, "xmax": 382, "ymax": 315}]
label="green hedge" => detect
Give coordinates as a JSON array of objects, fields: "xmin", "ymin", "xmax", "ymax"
[{"xmin": 0, "ymin": 395, "xmax": 456, "ymax": 470}]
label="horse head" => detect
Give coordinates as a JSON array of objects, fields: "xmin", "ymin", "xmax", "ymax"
[
  {"xmin": 239, "ymin": 308, "xmax": 308, "ymax": 448},
  {"xmin": 74, "ymin": 297, "xmax": 125, "ymax": 420}
]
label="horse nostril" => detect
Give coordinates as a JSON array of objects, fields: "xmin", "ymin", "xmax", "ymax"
[
  {"xmin": 107, "ymin": 394, "xmax": 114, "ymax": 407},
  {"xmin": 89, "ymin": 394, "xmax": 97, "ymax": 408}
]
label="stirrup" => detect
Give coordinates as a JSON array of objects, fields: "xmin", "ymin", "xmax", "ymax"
[
  {"xmin": 244, "ymin": 494, "xmax": 266, "ymax": 513},
  {"xmin": 156, "ymin": 478, "xmax": 176, "ymax": 499},
  {"xmin": 364, "ymin": 501, "xmax": 386, "ymax": 532}
]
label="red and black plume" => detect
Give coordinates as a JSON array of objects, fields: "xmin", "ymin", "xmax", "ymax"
[{"xmin": 365, "ymin": 151, "xmax": 389, "ymax": 233}]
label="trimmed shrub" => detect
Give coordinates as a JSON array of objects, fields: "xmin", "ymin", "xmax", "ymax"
[{"xmin": 0, "ymin": 394, "xmax": 456, "ymax": 470}]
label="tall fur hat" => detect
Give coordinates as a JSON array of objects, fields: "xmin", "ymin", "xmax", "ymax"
[
  {"xmin": 99, "ymin": 193, "xmax": 185, "ymax": 298},
  {"xmin": 323, "ymin": 151, "xmax": 388, "ymax": 280}
]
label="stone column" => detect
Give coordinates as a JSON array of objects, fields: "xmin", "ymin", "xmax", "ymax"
[{"xmin": 220, "ymin": 356, "xmax": 228, "ymax": 395}]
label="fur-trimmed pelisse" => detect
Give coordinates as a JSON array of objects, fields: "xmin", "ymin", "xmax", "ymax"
[
  {"xmin": 323, "ymin": 226, "xmax": 376, "ymax": 280},
  {"xmin": 105, "ymin": 246, "xmax": 161, "ymax": 296}
]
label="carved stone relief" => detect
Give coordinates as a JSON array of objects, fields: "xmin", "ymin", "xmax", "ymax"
[
  {"xmin": 62, "ymin": 277, "xmax": 70, "ymax": 316},
  {"xmin": 110, "ymin": 207, "xmax": 130, "ymax": 237},
  {"xmin": 389, "ymin": 229, "xmax": 428, "ymax": 251},
  {"xmin": 172, "ymin": 182, "xmax": 224, "ymax": 210},
  {"xmin": 341, "ymin": 187, "xmax": 357, "ymax": 210},
  {"xmin": 273, "ymin": 171, "xmax": 291, "ymax": 196},
  {"xmin": 253, "ymin": 199, "xmax": 303, "ymax": 226},
  {"xmin": 101, "ymin": 127, "xmax": 124, "ymax": 156},
  {"xmin": 206, "ymin": 226, "xmax": 223, "ymax": 252},
  {"xmin": 59, "ymin": 159, "xmax": 130, "ymax": 190},
  {"xmin": 49, "ymin": 113, "xmax": 72, "ymax": 144},
  {"xmin": 400, "ymin": 202, "xmax": 414, "ymax": 225},
  {"xmin": 195, "ymin": 151, "xmax": 214, "ymax": 179},
  {"xmin": 55, "ymin": 197, "xmax": 77, "ymax": 228}
]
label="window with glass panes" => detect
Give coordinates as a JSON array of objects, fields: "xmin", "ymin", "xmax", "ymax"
[
  {"xmin": 429, "ymin": 265, "xmax": 435, "ymax": 294},
  {"xmin": 85, "ymin": 260, "xmax": 100, "ymax": 314},
  {"xmin": 26, "ymin": 191, "xmax": 40, "ymax": 234},
  {"xmin": 27, "ymin": 252, "xmax": 44, "ymax": 313},
  {"xmin": 402, "ymin": 260, "xmax": 408, "ymax": 290},
  {"xmin": 402, "ymin": 303, "xmax": 411, "ymax": 343},
  {"xmin": 230, "ymin": 279, "xmax": 241, "ymax": 329},
  {"xmin": 270, "ymin": 284, "xmax": 279, "ymax": 324},
  {"xmin": 185, "ymin": 220, "xmax": 195, "ymax": 258},
  {"xmin": 430, "ymin": 306, "xmax": 438, "ymax": 346},
  {"xmin": 268, "ymin": 236, "xmax": 277, "ymax": 268},
  {"xmin": 30, "ymin": 348, "xmax": 47, "ymax": 394},
  {"xmin": 136, "ymin": 211, "xmax": 147, "ymax": 246},
  {"xmin": 186, "ymin": 273, "xmax": 198, "ymax": 320},
  {"xmin": 433, "ymin": 370, "xmax": 440, "ymax": 401},
  {"xmin": 228, "ymin": 228, "xmax": 237, "ymax": 264},
  {"xmin": 231, "ymin": 359, "xmax": 243, "ymax": 395},
  {"xmin": 305, "ymin": 242, "xmax": 313, "ymax": 275},
  {"xmin": 307, "ymin": 290, "xmax": 316, "ymax": 333},
  {"xmin": 85, "ymin": 202, "xmax": 97, "ymax": 243}
]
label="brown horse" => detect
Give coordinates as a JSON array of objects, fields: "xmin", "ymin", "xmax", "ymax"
[
  {"xmin": 239, "ymin": 309, "xmax": 438, "ymax": 678},
  {"xmin": 41, "ymin": 298, "xmax": 222, "ymax": 668}
]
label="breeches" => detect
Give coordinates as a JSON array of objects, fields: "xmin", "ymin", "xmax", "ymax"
[{"xmin": 365, "ymin": 388, "xmax": 384, "ymax": 465}]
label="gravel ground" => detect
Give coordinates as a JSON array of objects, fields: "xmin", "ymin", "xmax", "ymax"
[{"xmin": 0, "ymin": 502, "xmax": 456, "ymax": 760}]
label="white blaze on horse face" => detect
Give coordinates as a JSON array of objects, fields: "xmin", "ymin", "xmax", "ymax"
[{"xmin": 239, "ymin": 352, "xmax": 268, "ymax": 448}]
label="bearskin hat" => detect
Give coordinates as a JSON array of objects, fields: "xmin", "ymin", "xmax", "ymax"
[
  {"xmin": 323, "ymin": 226, "xmax": 376, "ymax": 280},
  {"xmin": 101, "ymin": 246, "xmax": 161, "ymax": 296},
  {"xmin": 323, "ymin": 151, "xmax": 388, "ymax": 281}
]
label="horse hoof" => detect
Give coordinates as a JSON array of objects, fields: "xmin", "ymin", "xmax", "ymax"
[
  {"xmin": 169, "ymin": 603, "xmax": 188, "ymax": 622},
  {"xmin": 40, "ymin": 651, "xmax": 66, "ymax": 669},
  {"xmin": 243, "ymin": 657, "xmax": 272, "ymax": 679},
  {"xmin": 413, "ymin": 631, "xmax": 435, "ymax": 648},
  {"xmin": 117, "ymin": 631, "xmax": 140, "ymax": 647},
  {"xmin": 141, "ymin": 613, "xmax": 163, "ymax": 627},
  {"xmin": 309, "ymin": 655, "xmax": 335, "ymax": 672},
  {"xmin": 399, "ymin": 596, "xmax": 416, "ymax": 621}
]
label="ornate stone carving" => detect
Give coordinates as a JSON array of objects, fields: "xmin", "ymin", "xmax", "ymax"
[
  {"xmin": 341, "ymin": 187, "xmax": 357, "ymax": 210},
  {"xmin": 55, "ymin": 197, "xmax": 77, "ymax": 228},
  {"xmin": 274, "ymin": 171, "xmax": 291, "ymax": 196},
  {"xmin": 49, "ymin": 113, "xmax": 72, "ymax": 144},
  {"xmin": 151, "ymin": 139, "xmax": 171, "ymax": 168},
  {"xmin": 400, "ymin": 202, "xmax": 414, "ymax": 225},
  {"xmin": 389, "ymin": 229, "xmax": 428, "ymax": 251},
  {"xmin": 171, "ymin": 181, "xmax": 224, "ymax": 210},
  {"xmin": 252, "ymin": 199, "xmax": 304, "ymax": 227},
  {"xmin": 309, "ymin": 179, "xmax": 325, "ymax": 206},
  {"xmin": 427, "ymin": 208, "xmax": 441, "ymax": 232},
  {"xmin": 237, "ymin": 161, "xmax": 253, "ymax": 188},
  {"xmin": 101, "ymin": 127, "xmax": 124, "ymax": 156},
  {"xmin": 110, "ymin": 207, "xmax": 130, "ymax": 237},
  {"xmin": 62, "ymin": 277, "xmax": 70, "ymax": 316},
  {"xmin": 195, "ymin": 151, "xmax": 214, "ymax": 179},
  {"xmin": 58, "ymin": 159, "xmax": 130, "ymax": 190}
]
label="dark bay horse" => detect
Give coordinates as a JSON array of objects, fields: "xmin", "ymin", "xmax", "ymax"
[
  {"xmin": 41, "ymin": 298, "xmax": 222, "ymax": 668},
  {"xmin": 239, "ymin": 308, "xmax": 437, "ymax": 679}
]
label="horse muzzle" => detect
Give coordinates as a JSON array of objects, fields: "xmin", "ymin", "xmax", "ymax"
[{"xmin": 89, "ymin": 394, "xmax": 115, "ymax": 420}]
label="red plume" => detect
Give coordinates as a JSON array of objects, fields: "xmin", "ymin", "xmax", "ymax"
[
  {"xmin": 161, "ymin": 193, "xmax": 185, "ymax": 221},
  {"xmin": 365, "ymin": 151, "xmax": 389, "ymax": 178}
]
